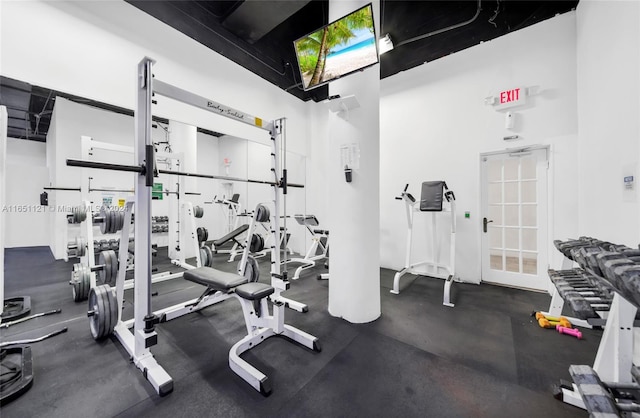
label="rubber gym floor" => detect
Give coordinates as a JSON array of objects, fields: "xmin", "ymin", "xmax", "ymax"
[{"xmin": 1, "ymin": 246, "xmax": 599, "ymax": 417}]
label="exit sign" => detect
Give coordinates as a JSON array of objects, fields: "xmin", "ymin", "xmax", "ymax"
[{"xmin": 488, "ymin": 86, "xmax": 528, "ymax": 110}]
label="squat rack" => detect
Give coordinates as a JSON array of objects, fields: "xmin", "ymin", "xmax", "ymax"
[{"xmin": 66, "ymin": 57, "xmax": 306, "ymax": 395}]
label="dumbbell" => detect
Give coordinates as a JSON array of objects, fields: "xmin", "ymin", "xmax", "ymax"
[
  {"xmin": 533, "ymin": 312, "xmax": 572, "ymax": 329},
  {"xmin": 108, "ymin": 239, "xmax": 119, "ymax": 250},
  {"xmin": 557, "ymin": 325, "xmax": 582, "ymax": 339},
  {"xmin": 66, "ymin": 236, "xmax": 87, "ymax": 258}
]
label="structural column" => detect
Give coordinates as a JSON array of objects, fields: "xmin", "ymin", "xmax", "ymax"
[
  {"xmin": 167, "ymin": 120, "xmax": 198, "ymax": 260},
  {"xmin": 327, "ymin": 1, "xmax": 381, "ymax": 322},
  {"xmin": 0, "ymin": 106, "xmax": 7, "ymax": 314}
]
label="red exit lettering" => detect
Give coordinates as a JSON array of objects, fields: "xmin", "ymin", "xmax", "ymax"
[{"xmin": 499, "ymin": 88, "xmax": 521, "ymax": 104}]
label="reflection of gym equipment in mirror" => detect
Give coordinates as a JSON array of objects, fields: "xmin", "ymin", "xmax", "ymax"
[
  {"xmin": 62, "ymin": 137, "xmax": 188, "ymax": 301},
  {"xmin": 66, "ymin": 57, "xmax": 319, "ymax": 396},
  {"xmin": 290, "ymin": 215, "xmax": 329, "ymax": 280},
  {"xmin": 392, "ymin": 182, "xmax": 457, "ymax": 307},
  {"xmin": 213, "ymin": 193, "xmax": 241, "ymax": 234}
]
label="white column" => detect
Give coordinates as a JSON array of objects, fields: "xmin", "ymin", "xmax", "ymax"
[
  {"xmin": 327, "ymin": 1, "xmax": 381, "ymax": 323},
  {"xmin": 0, "ymin": 106, "xmax": 7, "ymax": 315},
  {"xmin": 168, "ymin": 120, "xmax": 197, "ymax": 259}
]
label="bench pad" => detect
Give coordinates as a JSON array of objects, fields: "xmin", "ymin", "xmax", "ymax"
[
  {"xmin": 235, "ymin": 282, "xmax": 274, "ymax": 301},
  {"xmin": 213, "ymin": 224, "xmax": 249, "ymax": 247},
  {"xmin": 183, "ymin": 267, "xmax": 247, "ymax": 291}
]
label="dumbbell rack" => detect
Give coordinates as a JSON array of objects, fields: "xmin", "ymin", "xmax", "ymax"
[{"xmin": 551, "ymin": 240, "xmax": 639, "ymax": 412}]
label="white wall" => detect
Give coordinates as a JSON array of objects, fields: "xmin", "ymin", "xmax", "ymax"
[
  {"xmin": 0, "ymin": 0, "xmax": 310, "ymax": 163},
  {"xmin": 380, "ymin": 12, "xmax": 579, "ymax": 282},
  {"xmin": 576, "ymin": 0, "xmax": 640, "ymax": 247},
  {"xmin": 4, "ymin": 138, "xmax": 50, "ymax": 247},
  {"xmin": 1, "ymin": 0, "xmax": 318, "ymax": 257}
]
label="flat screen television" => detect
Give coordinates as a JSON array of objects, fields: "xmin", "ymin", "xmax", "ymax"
[{"xmin": 293, "ymin": 3, "xmax": 378, "ymax": 91}]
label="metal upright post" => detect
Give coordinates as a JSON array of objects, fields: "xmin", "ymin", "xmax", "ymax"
[
  {"xmin": 0, "ymin": 106, "xmax": 7, "ymax": 320},
  {"xmin": 130, "ymin": 57, "xmax": 173, "ymax": 395}
]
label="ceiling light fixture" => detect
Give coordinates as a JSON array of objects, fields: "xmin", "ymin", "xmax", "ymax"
[{"xmin": 378, "ymin": 34, "xmax": 394, "ymax": 54}]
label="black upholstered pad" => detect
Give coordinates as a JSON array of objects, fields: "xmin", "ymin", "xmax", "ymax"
[
  {"xmin": 183, "ymin": 267, "xmax": 247, "ymax": 291},
  {"xmin": 213, "ymin": 224, "xmax": 249, "ymax": 247},
  {"xmin": 235, "ymin": 282, "xmax": 274, "ymax": 300}
]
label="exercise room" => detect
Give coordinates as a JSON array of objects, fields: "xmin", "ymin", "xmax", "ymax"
[{"xmin": 1, "ymin": 1, "xmax": 638, "ymax": 416}]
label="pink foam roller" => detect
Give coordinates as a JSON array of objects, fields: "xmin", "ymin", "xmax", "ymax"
[{"xmin": 556, "ymin": 325, "xmax": 582, "ymax": 339}]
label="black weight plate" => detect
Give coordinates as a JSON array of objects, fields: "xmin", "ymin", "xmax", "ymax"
[
  {"xmin": 256, "ymin": 205, "xmax": 270, "ymax": 222},
  {"xmin": 203, "ymin": 246, "xmax": 213, "ymax": 267},
  {"xmin": 250, "ymin": 234, "xmax": 264, "ymax": 253},
  {"xmin": 108, "ymin": 210, "xmax": 115, "ymax": 234}
]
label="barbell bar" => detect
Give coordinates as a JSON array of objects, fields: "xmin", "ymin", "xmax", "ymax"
[{"xmin": 66, "ymin": 158, "xmax": 304, "ymax": 188}]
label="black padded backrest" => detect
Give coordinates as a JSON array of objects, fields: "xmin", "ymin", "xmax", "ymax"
[
  {"xmin": 420, "ymin": 181, "xmax": 446, "ymax": 212},
  {"xmin": 231, "ymin": 194, "xmax": 240, "ymax": 203}
]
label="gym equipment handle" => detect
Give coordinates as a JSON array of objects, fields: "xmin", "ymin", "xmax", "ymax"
[{"xmin": 483, "ymin": 217, "xmax": 493, "ymax": 233}]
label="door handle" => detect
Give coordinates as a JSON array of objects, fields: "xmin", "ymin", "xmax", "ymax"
[{"xmin": 483, "ymin": 217, "xmax": 493, "ymax": 233}]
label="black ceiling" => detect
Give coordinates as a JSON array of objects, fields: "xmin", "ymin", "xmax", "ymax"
[
  {"xmin": 1, "ymin": 0, "xmax": 578, "ymax": 142},
  {"xmin": 126, "ymin": 0, "xmax": 579, "ymax": 102}
]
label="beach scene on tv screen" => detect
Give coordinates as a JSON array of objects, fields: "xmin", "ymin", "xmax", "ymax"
[{"xmin": 295, "ymin": 6, "xmax": 377, "ymax": 90}]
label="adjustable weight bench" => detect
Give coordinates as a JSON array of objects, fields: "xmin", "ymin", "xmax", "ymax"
[
  {"xmin": 209, "ymin": 224, "xmax": 249, "ymax": 262},
  {"xmin": 182, "ymin": 266, "xmax": 320, "ymax": 395}
]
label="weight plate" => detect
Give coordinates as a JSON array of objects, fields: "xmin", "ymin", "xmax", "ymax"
[
  {"xmin": 99, "ymin": 207, "xmax": 107, "ymax": 234},
  {"xmin": 118, "ymin": 211, "xmax": 124, "ymax": 231},
  {"xmin": 113, "ymin": 211, "xmax": 120, "ymax": 233},
  {"xmin": 239, "ymin": 256, "xmax": 259, "ymax": 283},
  {"xmin": 88, "ymin": 285, "xmax": 117, "ymax": 340},
  {"xmin": 108, "ymin": 250, "xmax": 118, "ymax": 285},
  {"xmin": 98, "ymin": 251, "xmax": 109, "ymax": 285},
  {"xmin": 203, "ymin": 245, "xmax": 213, "ymax": 267},
  {"xmin": 80, "ymin": 266, "xmax": 90, "ymax": 300},
  {"xmin": 256, "ymin": 205, "xmax": 270, "ymax": 223},
  {"xmin": 107, "ymin": 209, "xmax": 115, "ymax": 234},
  {"xmin": 105, "ymin": 250, "xmax": 114, "ymax": 286},
  {"xmin": 199, "ymin": 248, "xmax": 208, "ymax": 268},
  {"xmin": 250, "ymin": 234, "xmax": 264, "ymax": 253}
]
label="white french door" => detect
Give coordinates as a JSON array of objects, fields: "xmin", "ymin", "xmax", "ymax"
[{"xmin": 480, "ymin": 147, "xmax": 549, "ymax": 291}]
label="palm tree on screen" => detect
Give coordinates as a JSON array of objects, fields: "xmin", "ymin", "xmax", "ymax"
[{"xmin": 296, "ymin": 7, "xmax": 373, "ymax": 87}]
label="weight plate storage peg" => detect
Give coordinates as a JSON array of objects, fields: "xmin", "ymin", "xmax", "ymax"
[{"xmin": 87, "ymin": 284, "xmax": 118, "ymax": 340}]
